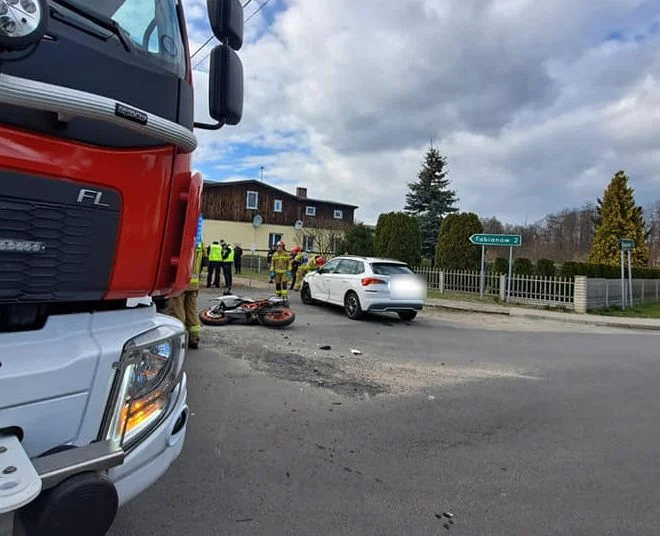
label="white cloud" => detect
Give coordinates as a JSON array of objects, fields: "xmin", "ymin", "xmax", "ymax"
[{"xmin": 187, "ymin": 0, "xmax": 660, "ymax": 224}]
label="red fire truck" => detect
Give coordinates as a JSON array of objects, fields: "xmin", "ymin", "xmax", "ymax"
[{"xmin": 0, "ymin": 0, "xmax": 243, "ymax": 534}]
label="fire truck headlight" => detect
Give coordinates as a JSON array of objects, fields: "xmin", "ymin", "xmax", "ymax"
[
  {"xmin": 103, "ymin": 325, "xmax": 186, "ymax": 449},
  {"xmin": 0, "ymin": 0, "xmax": 47, "ymax": 51}
]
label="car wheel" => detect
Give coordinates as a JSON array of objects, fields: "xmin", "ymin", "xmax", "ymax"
[
  {"xmin": 301, "ymin": 283, "xmax": 315, "ymax": 305},
  {"xmin": 398, "ymin": 310, "xmax": 417, "ymax": 321},
  {"xmin": 344, "ymin": 291, "xmax": 364, "ymax": 320}
]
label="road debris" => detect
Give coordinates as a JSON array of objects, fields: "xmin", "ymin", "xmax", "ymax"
[
  {"xmin": 351, "ymin": 349, "xmax": 362, "ymax": 355},
  {"xmin": 319, "ymin": 345, "xmax": 332, "ymax": 350},
  {"xmin": 427, "ymin": 395, "xmax": 435, "ymax": 400}
]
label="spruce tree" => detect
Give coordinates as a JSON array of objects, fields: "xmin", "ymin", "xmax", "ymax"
[
  {"xmin": 405, "ymin": 145, "xmax": 458, "ymax": 260},
  {"xmin": 588, "ymin": 170, "xmax": 649, "ymax": 266}
]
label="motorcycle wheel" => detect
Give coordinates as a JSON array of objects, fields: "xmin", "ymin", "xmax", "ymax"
[
  {"xmin": 258, "ymin": 308, "xmax": 296, "ymax": 328},
  {"xmin": 199, "ymin": 307, "xmax": 231, "ymax": 326}
]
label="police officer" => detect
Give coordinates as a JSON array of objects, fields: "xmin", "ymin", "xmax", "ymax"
[
  {"xmin": 221, "ymin": 242, "xmax": 234, "ymax": 294},
  {"xmin": 169, "ymin": 241, "xmax": 205, "ymax": 349},
  {"xmin": 207, "ymin": 240, "xmax": 222, "ymax": 288}
]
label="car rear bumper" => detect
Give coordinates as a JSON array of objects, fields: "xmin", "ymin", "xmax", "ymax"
[{"xmin": 365, "ymin": 301, "xmax": 424, "ymax": 312}]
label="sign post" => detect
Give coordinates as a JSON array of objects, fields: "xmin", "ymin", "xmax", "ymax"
[
  {"xmin": 627, "ymin": 250, "xmax": 633, "ymax": 306},
  {"xmin": 620, "ymin": 249, "xmax": 625, "ymax": 310},
  {"xmin": 469, "ymin": 234, "xmax": 523, "ymax": 301},
  {"xmin": 620, "ymin": 239, "xmax": 634, "ymax": 309},
  {"xmin": 480, "ymin": 245, "xmax": 485, "ymax": 299},
  {"xmin": 507, "ymin": 246, "xmax": 513, "ymax": 303}
]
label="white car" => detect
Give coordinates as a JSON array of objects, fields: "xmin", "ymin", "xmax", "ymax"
[{"xmin": 300, "ymin": 256, "xmax": 427, "ymax": 320}]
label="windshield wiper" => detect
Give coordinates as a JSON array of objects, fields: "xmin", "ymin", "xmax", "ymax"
[{"xmin": 49, "ymin": 0, "xmax": 131, "ymax": 52}]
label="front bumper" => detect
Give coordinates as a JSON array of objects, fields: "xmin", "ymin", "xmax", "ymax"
[{"xmin": 110, "ymin": 372, "xmax": 189, "ymax": 505}]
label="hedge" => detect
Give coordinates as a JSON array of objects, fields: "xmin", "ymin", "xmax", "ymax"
[{"xmin": 560, "ymin": 261, "xmax": 660, "ymax": 279}]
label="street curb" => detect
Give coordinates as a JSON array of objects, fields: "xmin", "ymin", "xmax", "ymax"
[
  {"xmin": 425, "ymin": 302, "xmax": 511, "ymax": 316},
  {"xmin": 425, "ymin": 301, "xmax": 660, "ymax": 331}
]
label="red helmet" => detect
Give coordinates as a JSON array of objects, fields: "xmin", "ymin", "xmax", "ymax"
[
  {"xmin": 291, "ymin": 246, "xmax": 302, "ymax": 254},
  {"xmin": 315, "ymin": 256, "xmax": 326, "ymax": 266},
  {"xmin": 276, "ymin": 240, "xmax": 286, "ymax": 250}
]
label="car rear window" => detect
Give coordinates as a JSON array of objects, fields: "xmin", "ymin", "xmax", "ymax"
[{"xmin": 370, "ymin": 263, "xmax": 414, "ymax": 275}]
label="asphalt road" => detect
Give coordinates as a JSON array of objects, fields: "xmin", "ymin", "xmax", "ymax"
[{"xmin": 109, "ymin": 288, "xmax": 660, "ymax": 536}]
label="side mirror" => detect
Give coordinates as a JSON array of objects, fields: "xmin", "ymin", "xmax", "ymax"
[
  {"xmin": 207, "ymin": 0, "xmax": 243, "ymax": 50},
  {"xmin": 208, "ymin": 44, "xmax": 243, "ymax": 126},
  {"xmin": 195, "ymin": 0, "xmax": 244, "ymax": 131}
]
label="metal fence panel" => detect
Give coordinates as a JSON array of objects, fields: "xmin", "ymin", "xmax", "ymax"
[{"xmin": 414, "ymin": 267, "xmax": 575, "ymax": 308}]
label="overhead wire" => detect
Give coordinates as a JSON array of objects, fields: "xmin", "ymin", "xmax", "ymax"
[
  {"xmin": 189, "ymin": 0, "xmax": 262, "ymax": 62},
  {"xmin": 192, "ymin": 0, "xmax": 274, "ymax": 70}
]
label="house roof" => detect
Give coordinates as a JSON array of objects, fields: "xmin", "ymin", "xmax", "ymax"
[{"xmin": 202, "ymin": 179, "xmax": 359, "ymax": 209}]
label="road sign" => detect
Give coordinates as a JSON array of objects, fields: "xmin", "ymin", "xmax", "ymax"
[
  {"xmin": 620, "ymin": 238, "xmax": 634, "ymax": 251},
  {"xmin": 469, "ymin": 234, "xmax": 522, "ymax": 247}
]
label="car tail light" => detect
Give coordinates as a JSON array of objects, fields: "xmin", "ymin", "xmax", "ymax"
[{"xmin": 361, "ymin": 277, "xmax": 386, "ymax": 286}]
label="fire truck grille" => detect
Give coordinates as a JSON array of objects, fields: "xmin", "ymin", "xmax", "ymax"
[{"xmin": 0, "ymin": 171, "xmax": 120, "ymax": 304}]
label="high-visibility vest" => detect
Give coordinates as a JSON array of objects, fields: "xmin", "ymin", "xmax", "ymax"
[
  {"xmin": 208, "ymin": 243, "xmax": 222, "ymax": 261},
  {"xmin": 225, "ymin": 246, "xmax": 234, "ymax": 263},
  {"xmin": 189, "ymin": 243, "xmax": 204, "ymax": 288}
]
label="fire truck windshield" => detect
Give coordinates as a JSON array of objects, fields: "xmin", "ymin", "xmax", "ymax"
[{"xmin": 62, "ymin": 0, "xmax": 186, "ymax": 78}]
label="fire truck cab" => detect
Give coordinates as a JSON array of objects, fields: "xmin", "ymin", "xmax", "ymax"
[{"xmin": 0, "ymin": 0, "xmax": 243, "ymax": 534}]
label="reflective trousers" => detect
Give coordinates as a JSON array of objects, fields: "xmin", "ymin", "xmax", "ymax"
[
  {"xmin": 168, "ymin": 290, "xmax": 200, "ymax": 344},
  {"xmin": 274, "ymin": 272, "xmax": 289, "ymax": 299}
]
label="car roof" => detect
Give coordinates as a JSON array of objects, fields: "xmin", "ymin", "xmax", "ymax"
[{"xmin": 332, "ymin": 255, "xmax": 408, "ymax": 264}]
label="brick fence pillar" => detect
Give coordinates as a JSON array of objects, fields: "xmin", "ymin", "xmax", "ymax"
[{"xmin": 574, "ymin": 275, "xmax": 588, "ymax": 313}]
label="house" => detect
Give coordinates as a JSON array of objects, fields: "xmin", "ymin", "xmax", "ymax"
[{"xmin": 201, "ymin": 180, "xmax": 358, "ymax": 254}]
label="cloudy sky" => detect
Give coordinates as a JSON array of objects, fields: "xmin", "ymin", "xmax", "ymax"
[{"xmin": 185, "ymin": 0, "xmax": 660, "ymax": 225}]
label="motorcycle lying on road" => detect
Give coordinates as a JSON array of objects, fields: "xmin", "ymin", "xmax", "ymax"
[{"xmin": 199, "ymin": 295, "xmax": 296, "ymax": 328}]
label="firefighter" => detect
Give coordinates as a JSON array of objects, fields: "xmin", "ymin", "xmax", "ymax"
[
  {"xmin": 293, "ymin": 248, "xmax": 309, "ymax": 291},
  {"xmin": 269, "ymin": 240, "xmax": 292, "ymax": 302},
  {"xmin": 289, "ymin": 245, "xmax": 303, "ymax": 291},
  {"xmin": 169, "ymin": 241, "xmax": 205, "ymax": 349}
]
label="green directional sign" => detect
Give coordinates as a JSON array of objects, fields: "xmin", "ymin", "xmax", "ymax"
[
  {"xmin": 469, "ymin": 234, "xmax": 522, "ymax": 247},
  {"xmin": 620, "ymin": 238, "xmax": 634, "ymax": 251}
]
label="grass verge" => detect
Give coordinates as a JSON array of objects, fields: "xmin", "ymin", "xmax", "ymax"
[{"xmin": 592, "ymin": 303, "xmax": 660, "ymax": 318}]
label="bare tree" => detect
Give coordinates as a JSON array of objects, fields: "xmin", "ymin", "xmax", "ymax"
[{"xmin": 296, "ymin": 220, "xmax": 347, "ymax": 256}]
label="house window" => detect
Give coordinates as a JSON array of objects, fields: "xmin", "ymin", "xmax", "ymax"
[
  {"xmin": 246, "ymin": 190, "xmax": 258, "ymax": 210},
  {"xmin": 273, "ymin": 199, "xmax": 283, "ymax": 213},
  {"xmin": 305, "ymin": 205, "xmax": 316, "ymax": 216},
  {"xmin": 333, "ymin": 209, "xmax": 343, "ymax": 219},
  {"xmin": 268, "ymin": 233, "xmax": 282, "ymax": 248},
  {"xmin": 302, "ymin": 235, "xmax": 315, "ymax": 251}
]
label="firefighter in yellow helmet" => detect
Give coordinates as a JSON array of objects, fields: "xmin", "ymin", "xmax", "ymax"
[
  {"xmin": 168, "ymin": 240, "xmax": 205, "ymax": 349},
  {"xmin": 269, "ymin": 240, "xmax": 292, "ymax": 302}
]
